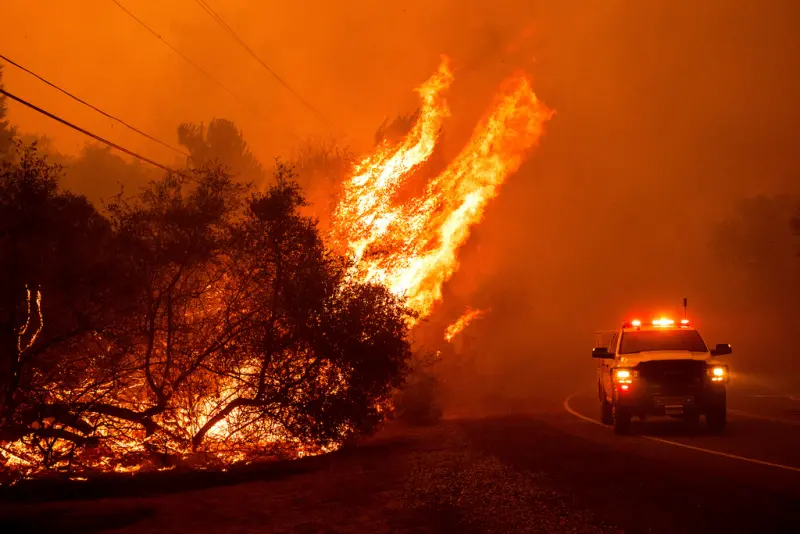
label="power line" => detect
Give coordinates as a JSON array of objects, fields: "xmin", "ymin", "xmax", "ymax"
[
  {"xmin": 109, "ymin": 0, "xmax": 298, "ymax": 141},
  {"xmin": 0, "ymin": 87, "xmax": 187, "ymax": 177},
  {"xmin": 192, "ymin": 0, "xmax": 332, "ymax": 128},
  {"xmin": 0, "ymin": 53, "xmax": 189, "ymax": 157}
]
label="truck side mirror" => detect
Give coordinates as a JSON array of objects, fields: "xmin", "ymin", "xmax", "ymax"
[
  {"xmin": 592, "ymin": 347, "xmax": 614, "ymax": 359},
  {"xmin": 710, "ymin": 343, "xmax": 732, "ymax": 357}
]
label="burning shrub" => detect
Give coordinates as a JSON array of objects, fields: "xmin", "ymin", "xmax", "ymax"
[
  {"xmin": 0, "ymin": 142, "xmax": 142, "ymax": 474},
  {"xmin": 0, "ymin": 56, "xmax": 555, "ymax": 481},
  {"xmin": 393, "ymin": 351, "xmax": 443, "ymax": 426},
  {"xmin": 188, "ymin": 164, "xmax": 413, "ymax": 452},
  {"xmin": 0, "ymin": 145, "xmax": 413, "ymax": 481}
]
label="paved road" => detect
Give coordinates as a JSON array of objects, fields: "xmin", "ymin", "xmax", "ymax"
[
  {"xmin": 456, "ymin": 385, "xmax": 800, "ymax": 533},
  {"xmin": 2, "ymin": 383, "xmax": 798, "ymax": 533}
]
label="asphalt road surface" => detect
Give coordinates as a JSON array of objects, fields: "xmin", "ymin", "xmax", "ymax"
[
  {"xmin": 457, "ymin": 384, "xmax": 800, "ymax": 533},
  {"xmin": 2, "ymin": 383, "xmax": 798, "ymax": 533}
]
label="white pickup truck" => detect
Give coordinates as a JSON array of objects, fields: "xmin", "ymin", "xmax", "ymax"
[{"xmin": 592, "ymin": 318, "xmax": 731, "ymax": 434}]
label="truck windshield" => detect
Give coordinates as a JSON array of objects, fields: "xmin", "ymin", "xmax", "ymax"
[{"xmin": 619, "ymin": 330, "xmax": 707, "ymax": 354}]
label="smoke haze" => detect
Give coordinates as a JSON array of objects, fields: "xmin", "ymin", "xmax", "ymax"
[{"xmin": 3, "ymin": 0, "xmax": 799, "ymax": 410}]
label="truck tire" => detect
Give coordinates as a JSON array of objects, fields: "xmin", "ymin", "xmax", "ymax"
[
  {"xmin": 613, "ymin": 406, "xmax": 631, "ymax": 434},
  {"xmin": 600, "ymin": 399, "xmax": 613, "ymax": 426},
  {"xmin": 706, "ymin": 406, "xmax": 727, "ymax": 433},
  {"xmin": 706, "ymin": 391, "xmax": 727, "ymax": 434}
]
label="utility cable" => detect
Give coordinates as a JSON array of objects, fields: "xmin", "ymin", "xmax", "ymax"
[
  {"xmin": 0, "ymin": 53, "xmax": 189, "ymax": 157},
  {"xmin": 0, "ymin": 87, "xmax": 188, "ymax": 177},
  {"xmin": 109, "ymin": 0, "xmax": 298, "ymax": 140},
  {"xmin": 193, "ymin": 0, "xmax": 332, "ymax": 128}
]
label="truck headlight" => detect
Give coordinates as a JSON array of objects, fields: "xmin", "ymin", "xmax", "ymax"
[
  {"xmin": 614, "ymin": 368, "xmax": 637, "ymax": 384},
  {"xmin": 707, "ymin": 366, "xmax": 728, "ymax": 382}
]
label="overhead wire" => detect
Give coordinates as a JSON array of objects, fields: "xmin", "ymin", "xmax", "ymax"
[
  {"xmin": 108, "ymin": 0, "xmax": 300, "ymax": 141},
  {"xmin": 0, "ymin": 53, "xmax": 189, "ymax": 157},
  {"xmin": 0, "ymin": 87, "xmax": 189, "ymax": 178},
  {"xmin": 192, "ymin": 0, "xmax": 333, "ymax": 128}
]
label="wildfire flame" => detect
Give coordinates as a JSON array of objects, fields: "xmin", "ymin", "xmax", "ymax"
[
  {"xmin": 444, "ymin": 308, "xmax": 487, "ymax": 342},
  {"xmin": 1, "ymin": 56, "xmax": 554, "ymax": 483},
  {"xmin": 333, "ymin": 56, "xmax": 553, "ymax": 321}
]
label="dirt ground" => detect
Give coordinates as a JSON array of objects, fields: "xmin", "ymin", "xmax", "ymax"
[{"xmin": 0, "ymin": 420, "xmax": 618, "ymax": 534}]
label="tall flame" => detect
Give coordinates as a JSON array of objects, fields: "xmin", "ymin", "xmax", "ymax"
[
  {"xmin": 333, "ymin": 57, "xmax": 454, "ymax": 264},
  {"xmin": 333, "ymin": 57, "xmax": 554, "ymax": 321},
  {"xmin": 444, "ymin": 308, "xmax": 486, "ymax": 342},
  {"xmin": 1, "ymin": 57, "xmax": 553, "ymax": 482}
]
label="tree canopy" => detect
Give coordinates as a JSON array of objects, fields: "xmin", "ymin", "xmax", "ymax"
[
  {"xmin": 178, "ymin": 119, "xmax": 265, "ymax": 185},
  {"xmin": 0, "ymin": 143, "xmax": 412, "ymax": 480},
  {"xmin": 0, "ymin": 66, "xmax": 17, "ymax": 157},
  {"xmin": 710, "ymin": 194, "xmax": 800, "ymax": 349}
]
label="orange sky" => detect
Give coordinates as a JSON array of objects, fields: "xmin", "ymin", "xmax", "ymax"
[
  {"xmin": 1, "ymin": 0, "xmax": 543, "ymax": 165},
  {"xmin": 4, "ymin": 1, "xmax": 797, "ymax": 200},
  {"xmin": 3, "ymin": 0, "xmax": 800, "ymax": 386}
]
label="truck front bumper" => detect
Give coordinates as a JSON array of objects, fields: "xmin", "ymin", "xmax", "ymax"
[{"xmin": 614, "ymin": 384, "xmax": 726, "ymax": 416}]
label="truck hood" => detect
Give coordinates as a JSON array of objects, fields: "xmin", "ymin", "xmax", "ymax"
[{"xmin": 618, "ymin": 351, "xmax": 712, "ymax": 366}]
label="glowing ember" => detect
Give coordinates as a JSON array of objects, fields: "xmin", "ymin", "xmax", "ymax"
[
  {"xmin": 333, "ymin": 57, "xmax": 554, "ymax": 321},
  {"xmin": 444, "ymin": 308, "xmax": 487, "ymax": 342},
  {"xmin": 16, "ymin": 285, "xmax": 43, "ymax": 353}
]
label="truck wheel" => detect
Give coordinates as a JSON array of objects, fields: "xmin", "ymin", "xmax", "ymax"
[
  {"xmin": 600, "ymin": 399, "xmax": 613, "ymax": 426},
  {"xmin": 706, "ymin": 406, "xmax": 727, "ymax": 433},
  {"xmin": 613, "ymin": 406, "xmax": 631, "ymax": 434}
]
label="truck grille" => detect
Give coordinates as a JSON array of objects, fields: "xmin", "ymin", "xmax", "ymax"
[{"xmin": 637, "ymin": 360, "xmax": 705, "ymax": 391}]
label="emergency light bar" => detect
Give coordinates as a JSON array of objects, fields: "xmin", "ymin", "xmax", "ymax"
[{"xmin": 621, "ymin": 318, "xmax": 691, "ymax": 328}]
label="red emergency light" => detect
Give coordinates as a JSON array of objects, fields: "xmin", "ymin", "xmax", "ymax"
[{"xmin": 622, "ymin": 317, "xmax": 691, "ymax": 328}]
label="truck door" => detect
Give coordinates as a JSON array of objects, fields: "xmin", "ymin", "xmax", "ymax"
[{"xmin": 602, "ymin": 332, "xmax": 619, "ymax": 401}]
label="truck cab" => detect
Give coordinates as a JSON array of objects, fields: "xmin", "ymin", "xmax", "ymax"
[{"xmin": 592, "ymin": 318, "xmax": 731, "ymax": 434}]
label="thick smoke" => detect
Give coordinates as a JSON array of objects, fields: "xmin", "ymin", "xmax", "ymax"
[{"xmin": 3, "ymin": 0, "xmax": 800, "ymax": 411}]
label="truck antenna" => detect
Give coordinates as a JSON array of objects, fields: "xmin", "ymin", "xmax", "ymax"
[{"xmin": 683, "ymin": 297, "xmax": 688, "ymax": 318}]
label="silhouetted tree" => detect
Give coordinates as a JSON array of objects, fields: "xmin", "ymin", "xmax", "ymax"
[
  {"xmin": 393, "ymin": 350, "xmax": 442, "ymax": 425},
  {"xmin": 0, "ymin": 142, "xmax": 139, "ymax": 469},
  {"xmin": 59, "ymin": 144, "xmax": 160, "ymax": 207},
  {"xmin": 288, "ymin": 139, "xmax": 355, "ymax": 233},
  {"xmin": 191, "ymin": 164, "xmax": 412, "ymax": 451},
  {"xmin": 178, "ymin": 119, "xmax": 265, "ymax": 185},
  {"xmin": 711, "ymin": 195, "xmax": 800, "ymax": 318},
  {"xmin": 79, "ymin": 166, "xmax": 253, "ymax": 460},
  {"xmin": 1, "ymin": 150, "xmax": 412, "ymax": 477},
  {"xmin": 0, "ymin": 66, "xmax": 17, "ymax": 158}
]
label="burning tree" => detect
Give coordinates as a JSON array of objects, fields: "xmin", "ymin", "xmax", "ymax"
[
  {"xmin": 94, "ymin": 166, "xmax": 254, "ymax": 465},
  {"xmin": 188, "ymin": 164, "xmax": 412, "ymax": 454},
  {"xmin": 0, "ymin": 146, "xmax": 412, "ymax": 480},
  {"xmin": 0, "ymin": 143, "xmax": 141, "ymax": 474},
  {"xmin": 178, "ymin": 118, "xmax": 266, "ymax": 185},
  {"xmin": 1, "ymin": 55, "xmax": 553, "ymax": 481}
]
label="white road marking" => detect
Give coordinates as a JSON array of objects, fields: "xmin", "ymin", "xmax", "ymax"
[
  {"xmin": 563, "ymin": 394, "xmax": 800, "ymax": 474},
  {"xmin": 562, "ymin": 396, "xmax": 603, "ymax": 426},
  {"xmin": 744, "ymin": 394, "xmax": 800, "ymax": 402}
]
